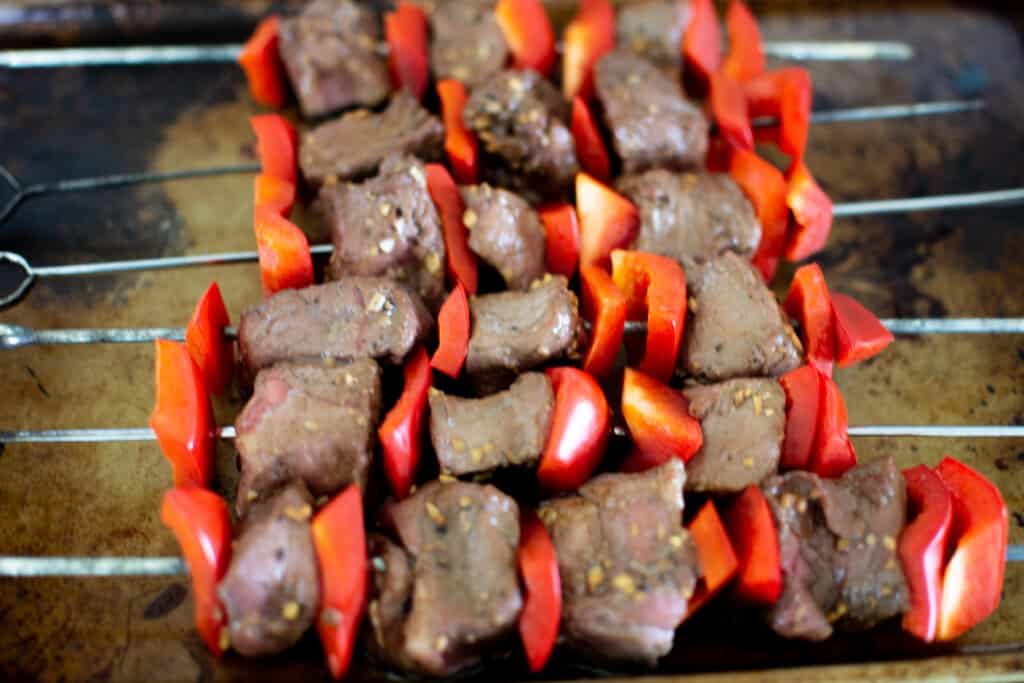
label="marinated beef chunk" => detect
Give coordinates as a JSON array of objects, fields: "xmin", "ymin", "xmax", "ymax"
[
  {"xmin": 616, "ymin": 0, "xmax": 691, "ymax": 66},
  {"xmin": 762, "ymin": 457, "xmax": 909, "ymax": 642},
  {"xmin": 238, "ymin": 277, "xmax": 433, "ymax": 376},
  {"xmin": 682, "ymin": 253, "xmax": 802, "ymax": 381},
  {"xmin": 540, "ymin": 460, "xmax": 700, "ymax": 664},
  {"xmin": 319, "ymin": 155, "xmax": 446, "ymax": 310},
  {"xmin": 618, "ymin": 170, "xmax": 760, "ymax": 269},
  {"xmin": 429, "ymin": 372, "xmax": 555, "ymax": 476},
  {"xmin": 377, "ymin": 480, "xmax": 522, "ymax": 676},
  {"xmin": 217, "ymin": 481, "xmax": 320, "ymax": 657},
  {"xmin": 460, "ymin": 184, "xmax": 546, "ymax": 291},
  {"xmin": 366, "ymin": 533, "xmax": 415, "ymax": 670},
  {"xmin": 428, "ymin": 0, "xmax": 508, "ymax": 89},
  {"xmin": 465, "ymin": 275, "xmax": 584, "ymax": 392},
  {"xmin": 463, "ymin": 70, "xmax": 578, "ymax": 198},
  {"xmin": 299, "ymin": 92, "xmax": 444, "ymax": 185},
  {"xmin": 682, "ymin": 378, "xmax": 784, "ymax": 493},
  {"xmin": 594, "ymin": 50, "xmax": 708, "ymax": 174},
  {"xmin": 278, "ymin": 0, "xmax": 389, "ymax": 119},
  {"xmin": 234, "ymin": 359, "xmax": 382, "ymax": 515}
]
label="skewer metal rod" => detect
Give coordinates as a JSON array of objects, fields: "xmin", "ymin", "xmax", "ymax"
[
  {"xmin": 804, "ymin": 99, "xmax": 984, "ymax": 125},
  {"xmin": 761, "ymin": 41, "xmax": 913, "ymax": 61},
  {"xmin": 833, "ymin": 188, "xmax": 1024, "ymax": 217}
]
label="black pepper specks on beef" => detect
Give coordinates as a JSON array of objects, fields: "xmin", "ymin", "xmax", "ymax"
[
  {"xmin": 594, "ymin": 50, "xmax": 708, "ymax": 174},
  {"xmin": 427, "ymin": 0, "xmax": 508, "ymax": 89},
  {"xmin": 278, "ymin": 0, "xmax": 389, "ymax": 119},
  {"xmin": 299, "ymin": 92, "xmax": 444, "ymax": 185},
  {"xmin": 365, "ymin": 533, "xmax": 416, "ymax": 670},
  {"xmin": 540, "ymin": 460, "xmax": 700, "ymax": 664},
  {"xmin": 460, "ymin": 184, "xmax": 546, "ymax": 291},
  {"xmin": 319, "ymin": 154, "xmax": 446, "ymax": 310},
  {"xmin": 616, "ymin": 0, "xmax": 691, "ymax": 66}
]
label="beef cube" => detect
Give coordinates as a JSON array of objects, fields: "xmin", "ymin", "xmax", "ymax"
[
  {"xmin": 429, "ymin": 372, "xmax": 555, "ymax": 476},
  {"xmin": 234, "ymin": 359, "xmax": 382, "ymax": 515},
  {"xmin": 682, "ymin": 253, "xmax": 802, "ymax": 381},
  {"xmin": 616, "ymin": 0, "xmax": 691, "ymax": 66},
  {"xmin": 365, "ymin": 533, "xmax": 415, "ymax": 669},
  {"xmin": 278, "ymin": 0, "xmax": 389, "ymax": 118},
  {"xmin": 319, "ymin": 155, "xmax": 446, "ymax": 310},
  {"xmin": 540, "ymin": 460, "xmax": 699, "ymax": 664},
  {"xmin": 217, "ymin": 481, "xmax": 319, "ymax": 657},
  {"xmin": 238, "ymin": 277, "xmax": 433, "ymax": 376},
  {"xmin": 618, "ymin": 170, "xmax": 760, "ymax": 269},
  {"xmin": 428, "ymin": 0, "xmax": 508, "ymax": 89},
  {"xmin": 762, "ymin": 457, "xmax": 909, "ymax": 641},
  {"xmin": 682, "ymin": 378, "xmax": 784, "ymax": 493},
  {"xmin": 464, "ymin": 70, "xmax": 578, "ymax": 199},
  {"xmin": 594, "ymin": 50, "xmax": 708, "ymax": 174},
  {"xmin": 461, "ymin": 183, "xmax": 546, "ymax": 291},
  {"xmin": 299, "ymin": 92, "xmax": 444, "ymax": 185}
]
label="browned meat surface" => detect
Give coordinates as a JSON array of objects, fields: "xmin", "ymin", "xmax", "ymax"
[
  {"xmin": 616, "ymin": 0, "xmax": 691, "ymax": 66},
  {"xmin": 278, "ymin": 0, "xmax": 389, "ymax": 118},
  {"xmin": 763, "ymin": 457, "xmax": 909, "ymax": 641},
  {"xmin": 428, "ymin": 0, "xmax": 508, "ymax": 88},
  {"xmin": 460, "ymin": 183, "xmax": 546, "ymax": 291},
  {"xmin": 366, "ymin": 533, "xmax": 415, "ymax": 670},
  {"xmin": 682, "ymin": 253, "xmax": 802, "ymax": 381},
  {"xmin": 217, "ymin": 482, "xmax": 320, "ymax": 657},
  {"xmin": 299, "ymin": 92, "xmax": 444, "ymax": 185},
  {"xmin": 319, "ymin": 154, "xmax": 446, "ymax": 310},
  {"xmin": 540, "ymin": 460, "xmax": 699, "ymax": 664},
  {"xmin": 429, "ymin": 372, "xmax": 554, "ymax": 476},
  {"xmin": 682, "ymin": 378, "xmax": 784, "ymax": 493},
  {"xmin": 238, "ymin": 277, "xmax": 433, "ymax": 376},
  {"xmin": 234, "ymin": 359, "xmax": 382, "ymax": 515},
  {"xmin": 594, "ymin": 50, "xmax": 708, "ymax": 174},
  {"xmin": 618, "ymin": 170, "xmax": 760, "ymax": 269}
]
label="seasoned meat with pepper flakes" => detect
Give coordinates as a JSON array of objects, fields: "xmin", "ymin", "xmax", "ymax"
[{"xmin": 460, "ymin": 183, "xmax": 546, "ymax": 291}]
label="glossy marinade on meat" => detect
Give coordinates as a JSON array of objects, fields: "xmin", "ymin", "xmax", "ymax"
[
  {"xmin": 460, "ymin": 183, "xmax": 547, "ymax": 291},
  {"xmin": 425, "ymin": 0, "xmax": 509, "ymax": 88}
]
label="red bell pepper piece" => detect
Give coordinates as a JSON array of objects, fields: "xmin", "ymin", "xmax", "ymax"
[
  {"xmin": 160, "ymin": 488, "xmax": 232, "ymax": 655},
  {"xmin": 253, "ymin": 206, "xmax": 314, "ymax": 297},
  {"xmin": 437, "ymin": 79, "xmax": 479, "ymax": 184},
  {"xmin": 611, "ymin": 250, "xmax": 687, "ymax": 383},
  {"xmin": 729, "ymin": 149, "xmax": 789, "ymax": 281},
  {"xmin": 539, "ymin": 203, "xmax": 581, "ymax": 279},
  {"xmin": 150, "ymin": 339, "xmax": 214, "ymax": 488},
  {"xmin": 538, "ymin": 367, "xmax": 610, "ymax": 492},
  {"xmin": 621, "ymin": 368, "xmax": 703, "ymax": 468},
  {"xmin": 682, "ymin": 0, "xmax": 721, "ymax": 97},
  {"xmin": 425, "ymin": 163, "xmax": 478, "ymax": 293},
  {"xmin": 579, "ymin": 265, "xmax": 626, "ymax": 381},
  {"xmin": 576, "ymin": 172, "xmax": 640, "ymax": 269},
  {"xmin": 934, "ymin": 457, "xmax": 1008, "ymax": 641},
  {"xmin": 385, "ymin": 2, "xmax": 430, "ymax": 101},
  {"xmin": 810, "ymin": 373, "xmax": 856, "ymax": 478},
  {"xmin": 254, "ymin": 173, "xmax": 295, "ymax": 218},
  {"xmin": 250, "ymin": 114, "xmax": 297, "ymax": 184},
  {"xmin": 686, "ymin": 501, "xmax": 739, "ymax": 617},
  {"xmin": 709, "ymin": 71, "xmax": 753, "ymax": 152},
  {"xmin": 517, "ymin": 509, "xmax": 562, "ymax": 672},
  {"xmin": 777, "ymin": 365, "xmax": 822, "ymax": 471},
  {"xmin": 784, "ymin": 162, "xmax": 833, "ymax": 261},
  {"xmin": 743, "ymin": 68, "xmax": 812, "ymax": 161},
  {"xmin": 185, "ymin": 282, "xmax": 233, "ymax": 396},
  {"xmin": 723, "ymin": 485, "xmax": 781, "ymax": 606},
  {"xmin": 899, "ymin": 465, "xmax": 954, "ymax": 643},
  {"xmin": 831, "ymin": 293, "xmax": 894, "ymax": 367},
  {"xmin": 238, "ymin": 16, "xmax": 287, "ymax": 109},
  {"xmin": 496, "ymin": 0, "xmax": 556, "ymax": 77},
  {"xmin": 783, "ymin": 263, "xmax": 836, "ymax": 376},
  {"xmin": 312, "ymin": 486, "xmax": 369, "ymax": 679},
  {"xmin": 378, "ymin": 346, "xmax": 432, "ymax": 499},
  {"xmin": 562, "ymin": 0, "xmax": 615, "ymax": 101},
  {"xmin": 722, "ymin": 0, "xmax": 765, "ymax": 82},
  {"xmin": 571, "ymin": 96, "xmax": 611, "ymax": 182},
  {"xmin": 431, "ymin": 284, "xmax": 470, "ymax": 379}
]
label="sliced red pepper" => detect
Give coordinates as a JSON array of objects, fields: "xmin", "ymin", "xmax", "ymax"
[
  {"xmin": 723, "ymin": 485, "xmax": 781, "ymax": 606},
  {"xmin": 709, "ymin": 70, "xmax": 753, "ymax": 152},
  {"xmin": 436, "ymin": 80, "xmax": 479, "ymax": 185},
  {"xmin": 425, "ymin": 163, "xmax": 478, "ymax": 293},
  {"xmin": 571, "ymin": 96, "xmax": 611, "ymax": 182},
  {"xmin": 784, "ymin": 162, "xmax": 833, "ymax": 262},
  {"xmin": 783, "ymin": 263, "xmax": 836, "ymax": 376},
  {"xmin": 254, "ymin": 173, "xmax": 295, "ymax": 218},
  {"xmin": 743, "ymin": 68, "xmax": 812, "ymax": 161},
  {"xmin": 539, "ymin": 203, "xmax": 580, "ymax": 279},
  {"xmin": 431, "ymin": 284, "xmax": 470, "ymax": 379},
  {"xmin": 777, "ymin": 365, "xmax": 822, "ymax": 471},
  {"xmin": 621, "ymin": 368, "xmax": 703, "ymax": 468},
  {"xmin": 250, "ymin": 114, "xmax": 297, "ymax": 184},
  {"xmin": 729, "ymin": 149, "xmax": 788, "ymax": 281},
  {"xmin": 496, "ymin": 0, "xmax": 556, "ymax": 77},
  {"xmin": 238, "ymin": 16, "xmax": 287, "ymax": 109},
  {"xmin": 610, "ymin": 250, "xmax": 687, "ymax": 383},
  {"xmin": 378, "ymin": 346, "xmax": 432, "ymax": 499},
  {"xmin": 517, "ymin": 509, "xmax": 562, "ymax": 672},
  {"xmin": 576, "ymin": 172, "xmax": 640, "ymax": 269},
  {"xmin": 254, "ymin": 206, "xmax": 314, "ymax": 297},
  {"xmin": 561, "ymin": 0, "xmax": 615, "ymax": 101},
  {"xmin": 385, "ymin": 2, "xmax": 430, "ymax": 101},
  {"xmin": 538, "ymin": 367, "xmax": 610, "ymax": 492},
  {"xmin": 312, "ymin": 485, "xmax": 369, "ymax": 679},
  {"xmin": 722, "ymin": 0, "xmax": 765, "ymax": 82},
  {"xmin": 810, "ymin": 373, "xmax": 856, "ymax": 478},
  {"xmin": 579, "ymin": 265, "xmax": 626, "ymax": 381},
  {"xmin": 150, "ymin": 339, "xmax": 214, "ymax": 488},
  {"xmin": 160, "ymin": 488, "xmax": 232, "ymax": 655},
  {"xmin": 682, "ymin": 0, "xmax": 721, "ymax": 97},
  {"xmin": 185, "ymin": 282, "xmax": 233, "ymax": 396},
  {"xmin": 899, "ymin": 464, "xmax": 954, "ymax": 643},
  {"xmin": 831, "ymin": 293, "xmax": 894, "ymax": 367},
  {"xmin": 686, "ymin": 501, "xmax": 739, "ymax": 617},
  {"xmin": 934, "ymin": 456, "xmax": 1008, "ymax": 641}
]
